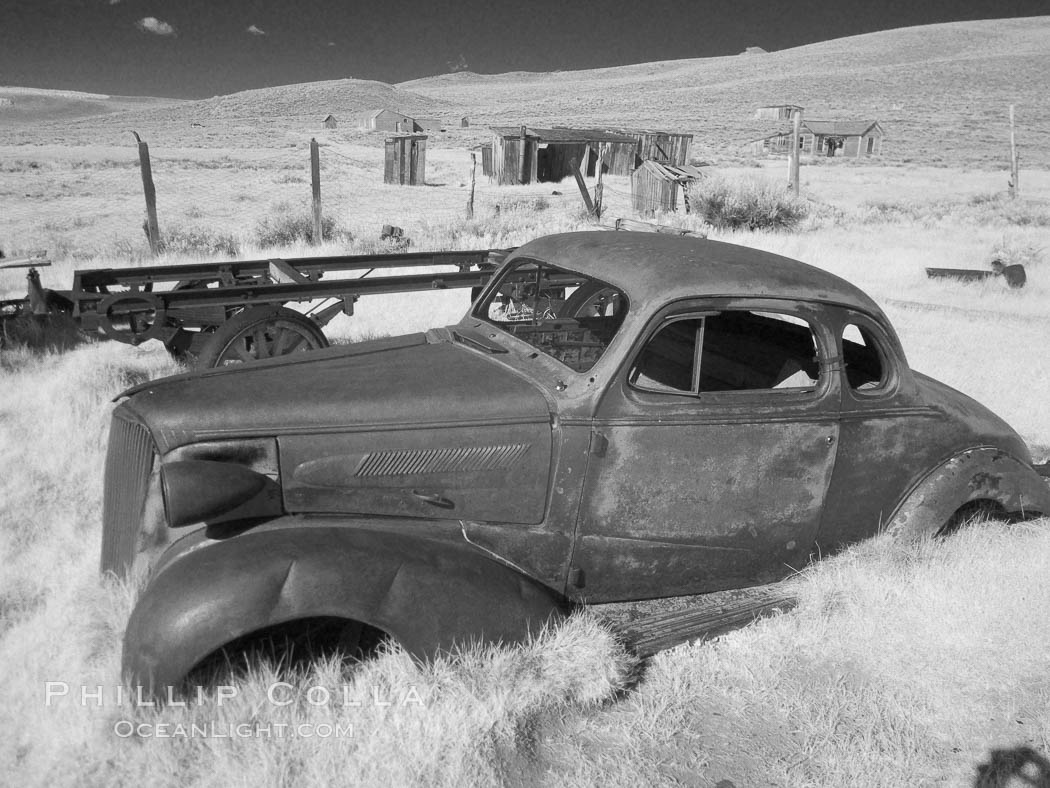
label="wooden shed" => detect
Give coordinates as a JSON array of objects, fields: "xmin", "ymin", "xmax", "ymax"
[
  {"xmin": 360, "ymin": 108, "xmax": 417, "ymax": 133},
  {"xmin": 460, "ymin": 117, "xmax": 470, "ymax": 128},
  {"xmin": 631, "ymin": 160, "xmax": 703, "ymax": 217},
  {"xmin": 631, "ymin": 131, "xmax": 693, "ymax": 166},
  {"xmin": 755, "ymin": 104, "xmax": 803, "ymax": 121},
  {"xmin": 322, "ymin": 114, "xmax": 337, "ymax": 129},
  {"xmin": 384, "ymin": 135, "xmax": 427, "ymax": 185},
  {"xmin": 489, "ymin": 126, "xmax": 639, "ymax": 185}
]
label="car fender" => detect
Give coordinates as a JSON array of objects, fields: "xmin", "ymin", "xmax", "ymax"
[
  {"xmin": 884, "ymin": 447, "xmax": 1050, "ymax": 539},
  {"xmin": 123, "ymin": 518, "xmax": 567, "ymax": 694}
]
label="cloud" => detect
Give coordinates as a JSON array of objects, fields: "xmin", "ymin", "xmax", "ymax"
[
  {"xmin": 247, "ymin": 24, "xmax": 266, "ymax": 36},
  {"xmin": 136, "ymin": 17, "xmax": 176, "ymax": 36},
  {"xmin": 446, "ymin": 53, "xmax": 469, "ymax": 73}
]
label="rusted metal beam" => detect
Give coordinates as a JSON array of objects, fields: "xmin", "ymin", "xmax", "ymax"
[{"xmin": 925, "ymin": 264, "xmax": 1026, "ymax": 288}]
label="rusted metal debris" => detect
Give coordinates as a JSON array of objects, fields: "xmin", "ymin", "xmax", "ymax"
[{"xmin": 925, "ymin": 260, "xmax": 1027, "ymax": 288}]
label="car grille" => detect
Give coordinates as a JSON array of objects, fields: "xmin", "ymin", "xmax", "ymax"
[{"xmin": 100, "ymin": 412, "xmax": 155, "ymax": 577}]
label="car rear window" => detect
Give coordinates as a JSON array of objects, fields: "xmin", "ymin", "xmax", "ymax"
[{"xmin": 475, "ymin": 259, "xmax": 628, "ymax": 372}]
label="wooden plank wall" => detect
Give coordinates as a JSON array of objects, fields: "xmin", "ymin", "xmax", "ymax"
[
  {"xmin": 384, "ymin": 137, "xmax": 427, "ymax": 185},
  {"xmin": 631, "ymin": 167, "xmax": 678, "ymax": 216}
]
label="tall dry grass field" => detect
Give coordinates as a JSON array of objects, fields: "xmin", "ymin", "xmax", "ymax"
[{"xmin": 3, "ymin": 25, "xmax": 1050, "ymax": 781}]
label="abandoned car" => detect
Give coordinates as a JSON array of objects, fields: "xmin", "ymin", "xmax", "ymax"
[{"xmin": 101, "ymin": 231, "xmax": 1050, "ymax": 691}]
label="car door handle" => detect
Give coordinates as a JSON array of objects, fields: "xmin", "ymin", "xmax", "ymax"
[{"xmin": 411, "ymin": 490, "xmax": 456, "ymax": 509}]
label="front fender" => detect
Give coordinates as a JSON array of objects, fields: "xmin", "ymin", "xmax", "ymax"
[
  {"xmin": 884, "ymin": 447, "xmax": 1050, "ymax": 539},
  {"xmin": 123, "ymin": 517, "xmax": 567, "ymax": 694}
]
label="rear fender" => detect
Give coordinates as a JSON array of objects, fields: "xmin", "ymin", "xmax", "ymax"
[
  {"xmin": 123, "ymin": 520, "xmax": 566, "ymax": 694},
  {"xmin": 884, "ymin": 448, "xmax": 1050, "ymax": 539}
]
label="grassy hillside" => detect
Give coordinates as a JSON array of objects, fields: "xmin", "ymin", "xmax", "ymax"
[
  {"xmin": 0, "ymin": 79, "xmax": 455, "ymax": 149},
  {"xmin": 400, "ymin": 16, "xmax": 1050, "ymax": 167},
  {"xmin": 0, "ymin": 87, "xmax": 182, "ymax": 127},
  {"xmin": 5, "ymin": 17, "xmax": 1048, "ymax": 167}
]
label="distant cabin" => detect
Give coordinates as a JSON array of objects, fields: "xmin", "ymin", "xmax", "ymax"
[
  {"xmin": 460, "ymin": 117, "xmax": 470, "ymax": 128},
  {"xmin": 359, "ymin": 108, "xmax": 417, "ymax": 133},
  {"xmin": 749, "ymin": 120, "xmax": 885, "ymax": 158},
  {"xmin": 755, "ymin": 104, "xmax": 803, "ymax": 121},
  {"xmin": 322, "ymin": 114, "xmax": 337, "ymax": 129},
  {"xmin": 415, "ymin": 117, "xmax": 444, "ymax": 133}
]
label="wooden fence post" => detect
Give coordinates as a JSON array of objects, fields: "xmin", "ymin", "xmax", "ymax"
[
  {"xmin": 133, "ymin": 132, "xmax": 161, "ymax": 255},
  {"xmin": 518, "ymin": 125, "xmax": 527, "ymax": 184},
  {"xmin": 569, "ymin": 158, "xmax": 595, "ymax": 215},
  {"xmin": 594, "ymin": 147, "xmax": 605, "ymax": 219},
  {"xmin": 310, "ymin": 138, "xmax": 323, "ymax": 244},
  {"xmin": 466, "ymin": 153, "xmax": 477, "ymax": 219},
  {"xmin": 1008, "ymin": 105, "xmax": 1020, "ymax": 199},
  {"xmin": 788, "ymin": 110, "xmax": 802, "ymax": 197}
]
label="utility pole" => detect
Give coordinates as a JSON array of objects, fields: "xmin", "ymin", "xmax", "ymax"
[
  {"xmin": 788, "ymin": 109, "xmax": 802, "ymax": 197},
  {"xmin": 1008, "ymin": 105, "xmax": 1020, "ymax": 199}
]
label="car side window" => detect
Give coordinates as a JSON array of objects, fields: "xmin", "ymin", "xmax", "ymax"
[
  {"xmin": 630, "ymin": 310, "xmax": 821, "ymax": 395},
  {"xmin": 842, "ymin": 323, "xmax": 887, "ymax": 391}
]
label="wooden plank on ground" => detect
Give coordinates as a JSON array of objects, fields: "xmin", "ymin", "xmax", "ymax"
[{"xmin": 614, "ymin": 586, "xmax": 797, "ymax": 658}]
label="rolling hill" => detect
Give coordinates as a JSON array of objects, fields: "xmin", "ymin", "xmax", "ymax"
[
  {"xmin": 400, "ymin": 16, "xmax": 1050, "ymax": 167},
  {"xmin": 3, "ymin": 16, "xmax": 1048, "ymax": 167}
]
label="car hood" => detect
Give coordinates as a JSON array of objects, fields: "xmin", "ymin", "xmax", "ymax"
[{"xmin": 120, "ymin": 333, "xmax": 552, "ymax": 453}]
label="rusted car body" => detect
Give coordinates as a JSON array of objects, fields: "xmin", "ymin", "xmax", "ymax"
[{"xmin": 100, "ymin": 231, "xmax": 1050, "ymax": 692}]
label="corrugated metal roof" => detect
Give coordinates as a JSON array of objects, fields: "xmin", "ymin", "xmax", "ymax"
[
  {"xmin": 490, "ymin": 126, "xmax": 638, "ymax": 143},
  {"xmin": 635, "ymin": 160, "xmax": 704, "ymax": 181}
]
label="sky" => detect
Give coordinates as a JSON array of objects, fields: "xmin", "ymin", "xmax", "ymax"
[{"xmin": 1, "ymin": 0, "xmax": 1047, "ymax": 99}]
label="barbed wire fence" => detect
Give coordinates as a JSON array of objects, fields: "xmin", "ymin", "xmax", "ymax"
[{"xmin": 1, "ymin": 133, "xmax": 696, "ymax": 271}]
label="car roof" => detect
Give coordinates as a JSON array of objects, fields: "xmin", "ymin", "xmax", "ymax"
[{"xmin": 511, "ymin": 231, "xmax": 885, "ymax": 318}]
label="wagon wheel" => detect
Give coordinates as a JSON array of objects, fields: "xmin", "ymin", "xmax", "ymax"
[{"xmin": 195, "ymin": 306, "xmax": 328, "ymax": 368}]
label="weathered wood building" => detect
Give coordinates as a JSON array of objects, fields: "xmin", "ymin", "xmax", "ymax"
[
  {"xmin": 631, "ymin": 161, "xmax": 703, "ymax": 216},
  {"xmin": 384, "ymin": 135, "xmax": 427, "ymax": 185},
  {"xmin": 322, "ymin": 114, "xmax": 338, "ymax": 129},
  {"xmin": 359, "ymin": 109, "xmax": 418, "ymax": 133},
  {"xmin": 631, "ymin": 131, "xmax": 693, "ymax": 166},
  {"xmin": 489, "ymin": 126, "xmax": 639, "ymax": 185},
  {"xmin": 415, "ymin": 117, "xmax": 444, "ymax": 133},
  {"xmin": 754, "ymin": 104, "xmax": 803, "ymax": 121},
  {"xmin": 749, "ymin": 120, "xmax": 884, "ymax": 157}
]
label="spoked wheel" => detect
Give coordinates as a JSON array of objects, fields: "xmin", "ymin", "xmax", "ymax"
[{"xmin": 195, "ymin": 306, "xmax": 328, "ymax": 368}]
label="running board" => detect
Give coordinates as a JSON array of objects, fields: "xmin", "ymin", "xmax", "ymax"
[{"xmin": 612, "ymin": 587, "xmax": 798, "ymax": 658}]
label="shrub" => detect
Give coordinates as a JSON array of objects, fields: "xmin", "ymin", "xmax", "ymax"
[
  {"xmin": 156, "ymin": 225, "xmax": 238, "ymax": 256},
  {"xmin": 255, "ymin": 209, "xmax": 343, "ymax": 247},
  {"xmin": 687, "ymin": 174, "xmax": 808, "ymax": 231}
]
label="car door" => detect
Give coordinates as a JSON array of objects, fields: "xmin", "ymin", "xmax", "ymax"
[{"xmin": 570, "ymin": 298, "xmax": 842, "ymax": 601}]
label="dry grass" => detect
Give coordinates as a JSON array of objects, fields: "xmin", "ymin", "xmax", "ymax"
[{"xmin": 1, "ymin": 94, "xmax": 1050, "ymax": 785}]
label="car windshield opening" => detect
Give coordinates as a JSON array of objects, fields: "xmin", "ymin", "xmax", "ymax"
[{"xmin": 474, "ymin": 259, "xmax": 628, "ymax": 372}]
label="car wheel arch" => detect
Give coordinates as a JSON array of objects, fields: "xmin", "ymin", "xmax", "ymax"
[
  {"xmin": 122, "ymin": 524, "xmax": 567, "ymax": 697},
  {"xmin": 883, "ymin": 447, "xmax": 1050, "ymax": 540}
]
